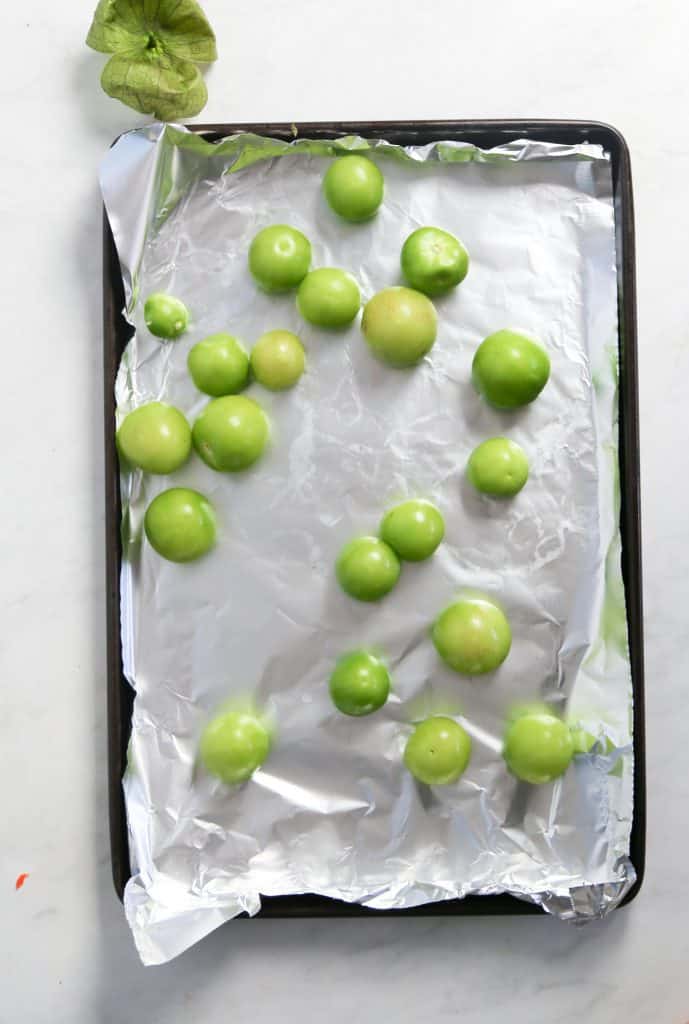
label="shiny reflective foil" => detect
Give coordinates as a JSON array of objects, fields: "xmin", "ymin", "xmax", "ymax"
[{"xmin": 101, "ymin": 124, "xmax": 634, "ymax": 965}]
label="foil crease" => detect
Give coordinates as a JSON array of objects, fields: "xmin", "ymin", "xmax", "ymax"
[{"xmin": 101, "ymin": 124, "xmax": 635, "ymax": 965}]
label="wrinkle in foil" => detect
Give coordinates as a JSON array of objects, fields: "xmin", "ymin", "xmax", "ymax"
[{"xmin": 101, "ymin": 125, "xmax": 634, "ymax": 965}]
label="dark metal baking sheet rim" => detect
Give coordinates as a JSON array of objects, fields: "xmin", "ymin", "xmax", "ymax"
[{"xmin": 103, "ymin": 119, "xmax": 645, "ymax": 917}]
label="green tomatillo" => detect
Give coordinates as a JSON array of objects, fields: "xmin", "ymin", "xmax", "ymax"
[
  {"xmin": 250, "ymin": 330, "xmax": 305, "ymax": 391},
  {"xmin": 404, "ymin": 716, "xmax": 472, "ymax": 785},
  {"xmin": 200, "ymin": 710, "xmax": 271, "ymax": 784},
  {"xmin": 297, "ymin": 268, "xmax": 361, "ymax": 328},
  {"xmin": 192, "ymin": 395, "xmax": 269, "ymax": 472},
  {"xmin": 472, "ymin": 329, "xmax": 550, "ymax": 409},
  {"xmin": 143, "ymin": 292, "xmax": 189, "ymax": 340},
  {"xmin": 433, "ymin": 595, "xmax": 512, "ymax": 675},
  {"xmin": 187, "ymin": 334, "xmax": 250, "ymax": 397},
  {"xmin": 144, "ymin": 487, "xmax": 216, "ymax": 563},
  {"xmin": 361, "ymin": 287, "xmax": 437, "ymax": 367},
  {"xmin": 249, "ymin": 225, "xmax": 311, "ymax": 293},
  {"xmin": 329, "ymin": 651, "xmax": 391, "ymax": 716},
  {"xmin": 323, "ymin": 155, "xmax": 384, "ymax": 222},
  {"xmin": 117, "ymin": 401, "xmax": 191, "ymax": 474},
  {"xmin": 379, "ymin": 499, "xmax": 445, "ymax": 562},
  {"xmin": 503, "ymin": 711, "xmax": 574, "ymax": 784},
  {"xmin": 467, "ymin": 437, "xmax": 529, "ymax": 497},
  {"xmin": 401, "ymin": 227, "xmax": 469, "ymax": 297},
  {"xmin": 336, "ymin": 536, "xmax": 401, "ymax": 602},
  {"xmin": 86, "ymin": 0, "xmax": 218, "ymax": 121}
]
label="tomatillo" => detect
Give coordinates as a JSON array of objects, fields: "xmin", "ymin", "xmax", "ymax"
[
  {"xmin": 361, "ymin": 287, "xmax": 437, "ymax": 367},
  {"xmin": 251, "ymin": 330, "xmax": 305, "ymax": 391},
  {"xmin": 380, "ymin": 499, "xmax": 445, "ymax": 562},
  {"xmin": 467, "ymin": 437, "xmax": 529, "ymax": 497},
  {"xmin": 329, "ymin": 651, "xmax": 390, "ymax": 716},
  {"xmin": 401, "ymin": 226, "xmax": 469, "ymax": 297},
  {"xmin": 187, "ymin": 334, "xmax": 250, "ymax": 397},
  {"xmin": 117, "ymin": 401, "xmax": 191, "ymax": 475},
  {"xmin": 433, "ymin": 595, "xmax": 511, "ymax": 675},
  {"xmin": 404, "ymin": 716, "xmax": 472, "ymax": 785},
  {"xmin": 249, "ymin": 225, "xmax": 311, "ymax": 293},
  {"xmin": 503, "ymin": 712, "xmax": 574, "ymax": 784},
  {"xmin": 323, "ymin": 155, "xmax": 384, "ymax": 222},
  {"xmin": 297, "ymin": 268, "xmax": 361, "ymax": 328},
  {"xmin": 200, "ymin": 710, "xmax": 271, "ymax": 784},
  {"xmin": 192, "ymin": 396, "xmax": 269, "ymax": 472},
  {"xmin": 144, "ymin": 487, "xmax": 216, "ymax": 563},
  {"xmin": 336, "ymin": 536, "xmax": 401, "ymax": 602},
  {"xmin": 144, "ymin": 292, "xmax": 189, "ymax": 340},
  {"xmin": 472, "ymin": 329, "xmax": 550, "ymax": 409}
]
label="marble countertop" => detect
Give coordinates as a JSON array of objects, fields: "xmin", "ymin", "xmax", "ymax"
[{"xmin": 1, "ymin": 1, "xmax": 687, "ymax": 1020}]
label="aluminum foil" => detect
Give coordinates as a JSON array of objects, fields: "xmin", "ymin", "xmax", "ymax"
[{"xmin": 101, "ymin": 124, "xmax": 635, "ymax": 965}]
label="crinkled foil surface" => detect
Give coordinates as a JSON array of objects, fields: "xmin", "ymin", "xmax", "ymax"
[{"xmin": 101, "ymin": 124, "xmax": 635, "ymax": 965}]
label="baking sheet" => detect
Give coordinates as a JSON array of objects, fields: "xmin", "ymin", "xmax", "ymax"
[{"xmin": 101, "ymin": 124, "xmax": 634, "ymax": 965}]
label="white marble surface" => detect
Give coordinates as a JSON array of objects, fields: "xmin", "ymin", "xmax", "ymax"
[{"xmin": 1, "ymin": 1, "xmax": 687, "ymax": 1020}]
